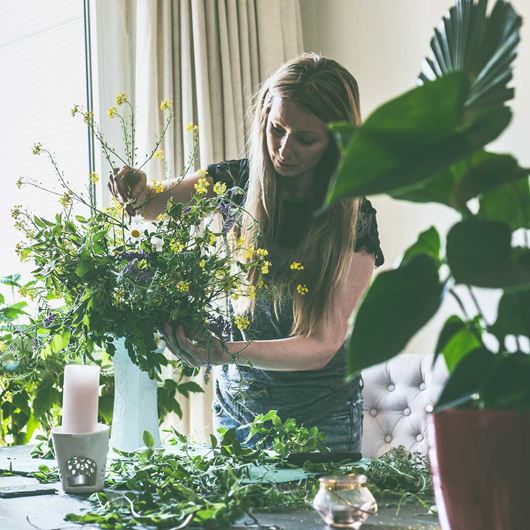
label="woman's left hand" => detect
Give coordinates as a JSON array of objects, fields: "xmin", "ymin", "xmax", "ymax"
[{"xmin": 162, "ymin": 322, "xmax": 231, "ymax": 368}]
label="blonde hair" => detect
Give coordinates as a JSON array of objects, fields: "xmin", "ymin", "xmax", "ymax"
[{"xmin": 240, "ymin": 53, "xmax": 362, "ymax": 337}]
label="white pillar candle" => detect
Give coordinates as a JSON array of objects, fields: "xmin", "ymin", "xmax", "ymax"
[{"xmin": 62, "ymin": 365, "xmax": 100, "ymax": 433}]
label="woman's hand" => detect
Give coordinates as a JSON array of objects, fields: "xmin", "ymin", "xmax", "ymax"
[
  {"xmin": 108, "ymin": 166, "xmax": 148, "ymax": 216},
  {"xmin": 162, "ymin": 322, "xmax": 231, "ymax": 368}
]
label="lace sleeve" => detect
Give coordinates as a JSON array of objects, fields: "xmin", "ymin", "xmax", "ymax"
[{"xmin": 354, "ymin": 197, "xmax": 384, "ymax": 267}]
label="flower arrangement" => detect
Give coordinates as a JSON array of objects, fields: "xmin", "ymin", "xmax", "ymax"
[{"xmin": 12, "ymin": 95, "xmax": 271, "ymax": 377}]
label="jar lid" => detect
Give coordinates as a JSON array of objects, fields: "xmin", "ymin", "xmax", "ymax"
[{"xmin": 319, "ymin": 474, "xmax": 367, "ymax": 490}]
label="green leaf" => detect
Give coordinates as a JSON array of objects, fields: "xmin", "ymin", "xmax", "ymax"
[
  {"xmin": 50, "ymin": 331, "xmax": 71, "ymax": 353},
  {"xmin": 479, "ymin": 352, "xmax": 530, "ymax": 409},
  {"xmin": 478, "ymin": 176, "xmax": 530, "ymax": 230},
  {"xmin": 418, "ymin": 0, "xmax": 521, "ymax": 110},
  {"xmin": 143, "ymin": 430, "xmax": 155, "ymax": 448},
  {"xmin": 347, "ymin": 254, "xmax": 444, "ymax": 374},
  {"xmin": 400, "ymin": 226, "xmax": 441, "ymax": 267},
  {"xmin": 324, "ymin": 74, "xmax": 512, "ymax": 205},
  {"xmin": 442, "ymin": 326, "xmax": 482, "ymax": 372},
  {"xmin": 446, "ymin": 218, "xmax": 530, "ymax": 289},
  {"xmin": 0, "ymin": 274, "xmax": 22, "ymax": 287},
  {"xmin": 489, "ymin": 288, "xmax": 530, "ymax": 338},
  {"xmin": 75, "ymin": 253, "xmax": 94, "ymax": 278},
  {"xmin": 435, "ymin": 347, "xmax": 496, "ymax": 411},
  {"xmin": 177, "ymin": 381, "xmax": 204, "ymax": 397}
]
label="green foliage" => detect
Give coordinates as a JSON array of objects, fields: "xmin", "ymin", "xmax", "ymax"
[
  {"xmin": 55, "ymin": 417, "xmax": 432, "ymax": 529},
  {"xmin": 323, "ymin": 0, "xmax": 529, "ymax": 411}
]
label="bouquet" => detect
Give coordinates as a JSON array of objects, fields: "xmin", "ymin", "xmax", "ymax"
[{"xmin": 12, "ymin": 94, "xmax": 270, "ymax": 377}]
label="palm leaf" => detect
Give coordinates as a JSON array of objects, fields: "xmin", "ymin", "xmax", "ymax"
[{"xmin": 418, "ymin": 0, "xmax": 521, "ymax": 110}]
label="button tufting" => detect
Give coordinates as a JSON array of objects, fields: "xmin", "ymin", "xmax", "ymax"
[
  {"xmin": 425, "ymin": 404, "xmax": 433, "ymax": 413},
  {"xmin": 384, "ymin": 435, "xmax": 392, "ymax": 443},
  {"xmin": 369, "ymin": 408, "xmax": 378, "ymax": 417},
  {"xmin": 387, "ymin": 383, "xmax": 395, "ymax": 392},
  {"xmin": 416, "ymin": 434, "xmax": 424, "ymax": 442},
  {"xmin": 403, "ymin": 407, "xmax": 411, "ymax": 416},
  {"xmin": 419, "ymin": 382, "xmax": 426, "ymax": 391}
]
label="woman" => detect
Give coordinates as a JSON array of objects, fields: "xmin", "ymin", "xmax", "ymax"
[{"xmin": 110, "ymin": 53, "xmax": 384, "ymax": 451}]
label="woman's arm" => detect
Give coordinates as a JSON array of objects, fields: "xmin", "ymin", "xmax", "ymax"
[
  {"xmin": 166, "ymin": 250, "xmax": 375, "ymax": 371},
  {"xmin": 110, "ymin": 166, "xmax": 215, "ymax": 220}
]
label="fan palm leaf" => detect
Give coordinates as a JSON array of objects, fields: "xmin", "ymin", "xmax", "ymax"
[{"xmin": 418, "ymin": 0, "xmax": 521, "ymax": 109}]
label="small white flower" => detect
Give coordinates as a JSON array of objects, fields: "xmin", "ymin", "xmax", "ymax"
[
  {"xmin": 153, "ymin": 331, "xmax": 165, "ymax": 347},
  {"xmin": 150, "ymin": 235, "xmax": 164, "ymax": 252},
  {"xmin": 127, "ymin": 226, "xmax": 143, "ymax": 241}
]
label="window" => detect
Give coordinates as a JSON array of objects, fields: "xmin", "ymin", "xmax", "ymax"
[{"xmin": 0, "ymin": 0, "xmax": 88, "ymax": 278}]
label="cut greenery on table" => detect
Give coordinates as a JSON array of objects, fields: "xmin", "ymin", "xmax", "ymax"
[{"xmin": 26, "ymin": 412, "xmax": 434, "ymax": 529}]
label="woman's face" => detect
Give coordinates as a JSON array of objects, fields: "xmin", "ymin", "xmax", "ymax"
[{"xmin": 266, "ymin": 97, "xmax": 330, "ymax": 183}]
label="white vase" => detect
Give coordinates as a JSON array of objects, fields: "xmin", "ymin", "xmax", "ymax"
[{"xmin": 109, "ymin": 338, "xmax": 161, "ymax": 452}]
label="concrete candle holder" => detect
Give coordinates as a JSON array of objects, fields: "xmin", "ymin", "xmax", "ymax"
[{"xmin": 51, "ymin": 423, "xmax": 110, "ymax": 494}]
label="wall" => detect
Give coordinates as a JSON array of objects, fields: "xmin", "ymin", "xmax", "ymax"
[{"xmin": 300, "ymin": 0, "xmax": 530, "ymax": 354}]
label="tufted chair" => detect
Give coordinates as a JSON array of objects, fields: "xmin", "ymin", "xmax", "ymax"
[{"xmin": 361, "ymin": 353, "xmax": 448, "ymax": 458}]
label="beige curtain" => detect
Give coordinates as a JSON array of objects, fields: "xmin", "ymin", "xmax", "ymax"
[{"xmin": 96, "ymin": 0, "xmax": 303, "ymax": 441}]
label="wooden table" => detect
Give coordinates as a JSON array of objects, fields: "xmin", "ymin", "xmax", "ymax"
[{"xmin": 0, "ymin": 445, "xmax": 440, "ymax": 530}]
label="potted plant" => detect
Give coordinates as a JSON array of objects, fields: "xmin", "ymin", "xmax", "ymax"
[{"xmin": 322, "ymin": 0, "xmax": 529, "ymax": 528}]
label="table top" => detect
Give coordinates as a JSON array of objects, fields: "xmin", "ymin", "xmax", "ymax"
[{"xmin": 0, "ymin": 445, "xmax": 440, "ymax": 530}]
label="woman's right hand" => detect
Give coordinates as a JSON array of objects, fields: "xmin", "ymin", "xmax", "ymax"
[{"xmin": 108, "ymin": 166, "xmax": 148, "ymax": 216}]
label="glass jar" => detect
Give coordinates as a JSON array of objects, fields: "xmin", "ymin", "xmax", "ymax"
[{"xmin": 312, "ymin": 474, "xmax": 377, "ymax": 529}]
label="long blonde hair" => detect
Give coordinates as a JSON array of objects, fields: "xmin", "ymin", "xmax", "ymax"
[{"xmin": 240, "ymin": 53, "xmax": 362, "ymax": 337}]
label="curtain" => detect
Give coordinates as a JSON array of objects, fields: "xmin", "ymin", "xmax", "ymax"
[{"xmin": 95, "ymin": 0, "xmax": 303, "ymax": 441}]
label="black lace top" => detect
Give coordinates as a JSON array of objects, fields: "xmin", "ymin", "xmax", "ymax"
[{"xmin": 207, "ymin": 159, "xmax": 384, "ymax": 267}]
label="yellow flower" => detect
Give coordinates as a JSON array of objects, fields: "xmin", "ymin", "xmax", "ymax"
[
  {"xmin": 199, "ymin": 259, "xmax": 206, "ymax": 269},
  {"xmin": 83, "ymin": 111, "xmax": 94, "ymax": 124},
  {"xmin": 246, "ymin": 285, "xmax": 256, "ymax": 300},
  {"xmin": 236, "ymin": 236, "xmax": 245, "ymax": 249},
  {"xmin": 296, "ymin": 284, "xmax": 309, "ymax": 296},
  {"xmin": 0, "ymin": 340, "xmax": 7, "ymax": 353},
  {"xmin": 59, "ymin": 192, "xmax": 73, "ymax": 208},
  {"xmin": 196, "ymin": 168, "xmax": 208, "ymax": 178},
  {"xmin": 154, "ymin": 149, "xmax": 164, "ymax": 160},
  {"xmin": 194, "ymin": 176, "xmax": 209, "ymax": 195},
  {"xmin": 71, "ymin": 104, "xmax": 79, "ymax": 116},
  {"xmin": 107, "ymin": 107, "xmax": 118, "ymax": 119},
  {"xmin": 261, "ymin": 260, "xmax": 271, "ymax": 275},
  {"xmin": 90, "ymin": 171, "xmax": 100, "ymax": 184},
  {"xmin": 209, "ymin": 233, "xmax": 217, "ymax": 246},
  {"xmin": 256, "ymin": 248, "xmax": 269, "ymax": 258},
  {"xmin": 257, "ymin": 279, "xmax": 267, "ymax": 289},
  {"xmin": 116, "ymin": 92, "xmax": 128, "ymax": 105},
  {"xmin": 244, "ymin": 246, "xmax": 255, "ymax": 260},
  {"xmin": 111, "ymin": 196, "xmax": 124, "ymax": 212},
  {"xmin": 176, "ymin": 281, "xmax": 190, "ymax": 293},
  {"xmin": 290, "ymin": 261, "xmax": 304, "ymax": 271},
  {"xmin": 10, "ymin": 205, "xmax": 22, "ymax": 219},
  {"xmin": 186, "ymin": 122, "xmax": 198, "ymax": 132},
  {"xmin": 233, "ymin": 315, "xmax": 250, "ymax": 331},
  {"xmin": 213, "ymin": 181, "xmax": 227, "ymax": 195},
  {"xmin": 170, "ymin": 240, "xmax": 184, "ymax": 253},
  {"xmin": 32, "ymin": 143, "xmax": 42, "ymax": 155},
  {"xmin": 151, "ymin": 180, "xmax": 165, "ymax": 194},
  {"xmin": 160, "ymin": 99, "xmax": 172, "ymax": 111}
]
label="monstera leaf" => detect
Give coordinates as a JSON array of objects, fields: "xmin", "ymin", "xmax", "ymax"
[{"xmin": 323, "ymin": 0, "xmax": 521, "ymax": 206}]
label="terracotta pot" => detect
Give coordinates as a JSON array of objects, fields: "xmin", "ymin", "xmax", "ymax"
[{"xmin": 428, "ymin": 409, "xmax": 530, "ymax": 530}]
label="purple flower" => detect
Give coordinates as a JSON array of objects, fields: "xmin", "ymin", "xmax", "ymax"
[
  {"xmin": 208, "ymin": 315, "xmax": 232, "ymax": 339},
  {"xmin": 119, "ymin": 250, "xmax": 149, "ymax": 262},
  {"xmin": 183, "ymin": 206, "xmax": 192, "ymax": 214},
  {"xmin": 217, "ymin": 203, "xmax": 230, "ymax": 217},
  {"xmin": 42, "ymin": 312, "xmax": 56, "ymax": 328},
  {"xmin": 222, "ymin": 215, "xmax": 236, "ymax": 233}
]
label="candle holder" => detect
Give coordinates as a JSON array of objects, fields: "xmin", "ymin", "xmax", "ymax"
[
  {"xmin": 51, "ymin": 423, "xmax": 110, "ymax": 494},
  {"xmin": 312, "ymin": 474, "xmax": 377, "ymax": 529}
]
